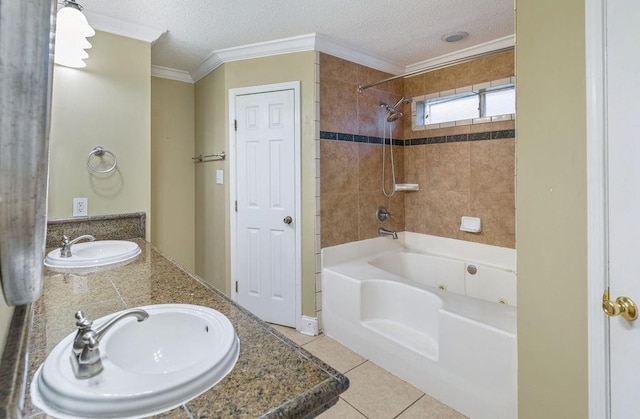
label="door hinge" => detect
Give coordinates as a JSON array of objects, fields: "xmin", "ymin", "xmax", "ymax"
[
  {"xmin": 234, "ymin": 119, "xmax": 237, "ymax": 131},
  {"xmin": 235, "ymin": 281, "xmax": 238, "ymax": 293},
  {"xmin": 235, "ymin": 200, "xmax": 238, "ymax": 212}
]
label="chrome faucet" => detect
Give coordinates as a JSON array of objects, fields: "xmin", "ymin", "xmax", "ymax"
[
  {"xmin": 379, "ymin": 227, "xmax": 398, "ymax": 240},
  {"xmin": 60, "ymin": 234, "xmax": 95, "ymax": 258},
  {"xmin": 71, "ymin": 309, "xmax": 149, "ymax": 379}
]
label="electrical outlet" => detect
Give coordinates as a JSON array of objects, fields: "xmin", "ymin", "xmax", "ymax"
[{"xmin": 73, "ymin": 197, "xmax": 88, "ymax": 217}]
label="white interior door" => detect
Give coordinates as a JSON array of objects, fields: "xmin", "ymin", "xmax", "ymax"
[
  {"xmin": 605, "ymin": 1, "xmax": 640, "ymax": 416},
  {"xmin": 234, "ymin": 89, "xmax": 297, "ymax": 327}
]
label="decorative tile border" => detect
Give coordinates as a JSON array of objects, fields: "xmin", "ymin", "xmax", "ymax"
[
  {"xmin": 490, "ymin": 129, "xmax": 516, "ymax": 140},
  {"xmin": 319, "ymin": 131, "xmax": 404, "ymax": 145},
  {"xmin": 320, "ymin": 129, "xmax": 515, "ymax": 146}
]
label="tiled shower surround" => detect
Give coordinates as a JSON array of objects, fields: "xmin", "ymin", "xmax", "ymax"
[{"xmin": 319, "ymin": 51, "xmax": 515, "ymax": 249}]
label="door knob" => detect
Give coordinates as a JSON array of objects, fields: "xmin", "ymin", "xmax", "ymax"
[
  {"xmin": 283, "ymin": 216, "xmax": 293, "ymax": 225},
  {"xmin": 602, "ymin": 288, "xmax": 638, "ymax": 321}
]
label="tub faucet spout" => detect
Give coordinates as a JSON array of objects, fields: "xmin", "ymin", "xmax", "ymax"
[
  {"xmin": 379, "ymin": 227, "xmax": 398, "ymax": 240},
  {"xmin": 60, "ymin": 234, "xmax": 95, "ymax": 258}
]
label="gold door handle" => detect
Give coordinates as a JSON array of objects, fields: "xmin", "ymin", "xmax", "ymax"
[{"xmin": 602, "ymin": 288, "xmax": 638, "ymax": 321}]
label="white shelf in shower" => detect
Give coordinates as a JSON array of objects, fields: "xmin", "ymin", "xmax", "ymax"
[{"xmin": 394, "ymin": 183, "xmax": 419, "ymax": 192}]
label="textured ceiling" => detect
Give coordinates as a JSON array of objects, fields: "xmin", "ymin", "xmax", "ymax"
[{"xmin": 80, "ymin": 0, "xmax": 514, "ymax": 73}]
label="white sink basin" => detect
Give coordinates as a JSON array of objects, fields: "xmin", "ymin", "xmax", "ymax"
[
  {"xmin": 44, "ymin": 240, "xmax": 141, "ymax": 269},
  {"xmin": 31, "ymin": 304, "xmax": 240, "ymax": 418}
]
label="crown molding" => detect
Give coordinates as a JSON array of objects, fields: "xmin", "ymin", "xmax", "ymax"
[
  {"xmin": 215, "ymin": 33, "xmax": 317, "ymax": 63},
  {"xmin": 189, "ymin": 33, "xmax": 407, "ymax": 82},
  {"xmin": 189, "ymin": 53, "xmax": 224, "ymax": 83},
  {"xmin": 154, "ymin": 33, "xmax": 515, "ymax": 84},
  {"xmin": 405, "ymin": 35, "xmax": 515, "ymax": 75},
  {"xmin": 151, "ymin": 66, "xmax": 194, "ymax": 83},
  {"xmin": 190, "ymin": 33, "xmax": 316, "ymax": 82},
  {"xmin": 314, "ymin": 34, "xmax": 405, "ymax": 75},
  {"xmin": 84, "ymin": 11, "xmax": 166, "ymax": 44}
]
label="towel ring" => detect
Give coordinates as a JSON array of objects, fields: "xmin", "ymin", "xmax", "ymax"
[{"xmin": 87, "ymin": 146, "xmax": 117, "ymax": 174}]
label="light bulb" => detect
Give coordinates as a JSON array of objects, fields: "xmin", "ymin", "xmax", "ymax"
[{"xmin": 54, "ymin": 5, "xmax": 95, "ymax": 68}]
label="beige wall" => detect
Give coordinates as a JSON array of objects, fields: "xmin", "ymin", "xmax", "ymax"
[
  {"xmin": 403, "ymin": 51, "xmax": 514, "ymax": 139},
  {"xmin": 516, "ymin": 0, "xmax": 588, "ymax": 417},
  {"xmin": 319, "ymin": 52, "xmax": 515, "ymax": 249},
  {"xmin": 47, "ymin": 31, "xmax": 151, "ymax": 239},
  {"xmin": 2, "ymin": 29, "xmax": 152, "ymax": 380},
  {"xmin": 194, "ymin": 65, "xmax": 227, "ymax": 292},
  {"xmin": 320, "ymin": 140, "xmax": 406, "ymax": 246},
  {"xmin": 319, "ymin": 53, "xmax": 406, "ymax": 247},
  {"xmin": 194, "ymin": 51, "xmax": 318, "ymax": 317},
  {"xmin": 320, "ymin": 53, "xmax": 404, "ymax": 139},
  {"xmin": 403, "ymin": 52, "xmax": 515, "ymax": 248},
  {"xmin": 151, "ymin": 77, "xmax": 196, "ymax": 271},
  {"xmin": 403, "ymin": 138, "xmax": 515, "ymax": 247}
]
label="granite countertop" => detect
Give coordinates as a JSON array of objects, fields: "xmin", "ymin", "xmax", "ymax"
[{"xmin": 19, "ymin": 239, "xmax": 348, "ymax": 418}]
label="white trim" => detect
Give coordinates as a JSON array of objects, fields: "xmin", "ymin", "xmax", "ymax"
[
  {"xmin": 216, "ymin": 33, "xmax": 316, "ymax": 63},
  {"xmin": 411, "ymin": 78, "xmax": 515, "ymax": 131},
  {"xmin": 229, "ymin": 81, "xmax": 303, "ymax": 331},
  {"xmin": 190, "ymin": 33, "xmax": 406, "ymax": 83},
  {"xmin": 230, "ymin": 91, "xmax": 237, "ymax": 304},
  {"xmin": 151, "ymin": 65, "xmax": 194, "ymax": 83},
  {"xmin": 299, "ymin": 316, "xmax": 319, "ymax": 336},
  {"xmin": 405, "ymin": 35, "xmax": 515, "ymax": 75},
  {"xmin": 190, "ymin": 54, "xmax": 224, "ymax": 84},
  {"xmin": 314, "ymin": 33, "xmax": 405, "ymax": 75},
  {"xmin": 83, "ymin": 11, "xmax": 166, "ymax": 44},
  {"xmin": 585, "ymin": 0, "xmax": 609, "ymax": 417},
  {"xmin": 175, "ymin": 33, "xmax": 514, "ymax": 84},
  {"xmin": 191, "ymin": 34, "xmax": 316, "ymax": 83}
]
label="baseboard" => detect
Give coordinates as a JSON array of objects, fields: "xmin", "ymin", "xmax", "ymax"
[{"xmin": 299, "ymin": 315, "xmax": 319, "ymax": 336}]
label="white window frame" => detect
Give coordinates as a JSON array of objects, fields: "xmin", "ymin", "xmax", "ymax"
[{"xmin": 411, "ymin": 76, "xmax": 516, "ymax": 131}]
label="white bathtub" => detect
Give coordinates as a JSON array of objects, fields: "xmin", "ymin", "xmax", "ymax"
[{"xmin": 321, "ymin": 232, "xmax": 517, "ymax": 419}]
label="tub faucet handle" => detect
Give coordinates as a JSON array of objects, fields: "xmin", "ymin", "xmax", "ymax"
[{"xmin": 376, "ymin": 206, "xmax": 392, "ymax": 223}]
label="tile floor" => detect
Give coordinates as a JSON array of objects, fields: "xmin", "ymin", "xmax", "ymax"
[{"xmin": 270, "ymin": 325, "xmax": 467, "ymax": 419}]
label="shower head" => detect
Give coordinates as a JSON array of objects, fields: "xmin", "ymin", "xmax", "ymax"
[
  {"xmin": 386, "ymin": 109, "xmax": 403, "ymax": 122},
  {"xmin": 380, "ymin": 96, "xmax": 405, "ymax": 122}
]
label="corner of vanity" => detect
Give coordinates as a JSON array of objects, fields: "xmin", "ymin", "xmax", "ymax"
[{"xmin": 1, "ymin": 213, "xmax": 348, "ymax": 418}]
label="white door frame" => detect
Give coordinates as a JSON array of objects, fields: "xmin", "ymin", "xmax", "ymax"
[
  {"xmin": 228, "ymin": 81, "xmax": 302, "ymax": 330},
  {"xmin": 585, "ymin": 0, "xmax": 609, "ymax": 417}
]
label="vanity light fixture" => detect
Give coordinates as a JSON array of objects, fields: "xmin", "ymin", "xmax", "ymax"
[
  {"xmin": 441, "ymin": 31, "xmax": 469, "ymax": 43},
  {"xmin": 54, "ymin": 0, "xmax": 95, "ymax": 68}
]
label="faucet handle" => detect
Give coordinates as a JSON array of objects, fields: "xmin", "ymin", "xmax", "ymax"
[
  {"xmin": 76, "ymin": 331, "xmax": 104, "ymax": 377},
  {"xmin": 61, "ymin": 235, "xmax": 70, "ymax": 246},
  {"xmin": 75, "ymin": 311, "xmax": 93, "ymax": 329},
  {"xmin": 73, "ymin": 311, "xmax": 94, "ymax": 355},
  {"xmin": 79, "ymin": 333, "xmax": 101, "ymax": 363},
  {"xmin": 376, "ymin": 206, "xmax": 392, "ymax": 223}
]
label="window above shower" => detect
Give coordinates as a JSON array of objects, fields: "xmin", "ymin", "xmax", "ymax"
[{"xmin": 411, "ymin": 77, "xmax": 516, "ymax": 131}]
